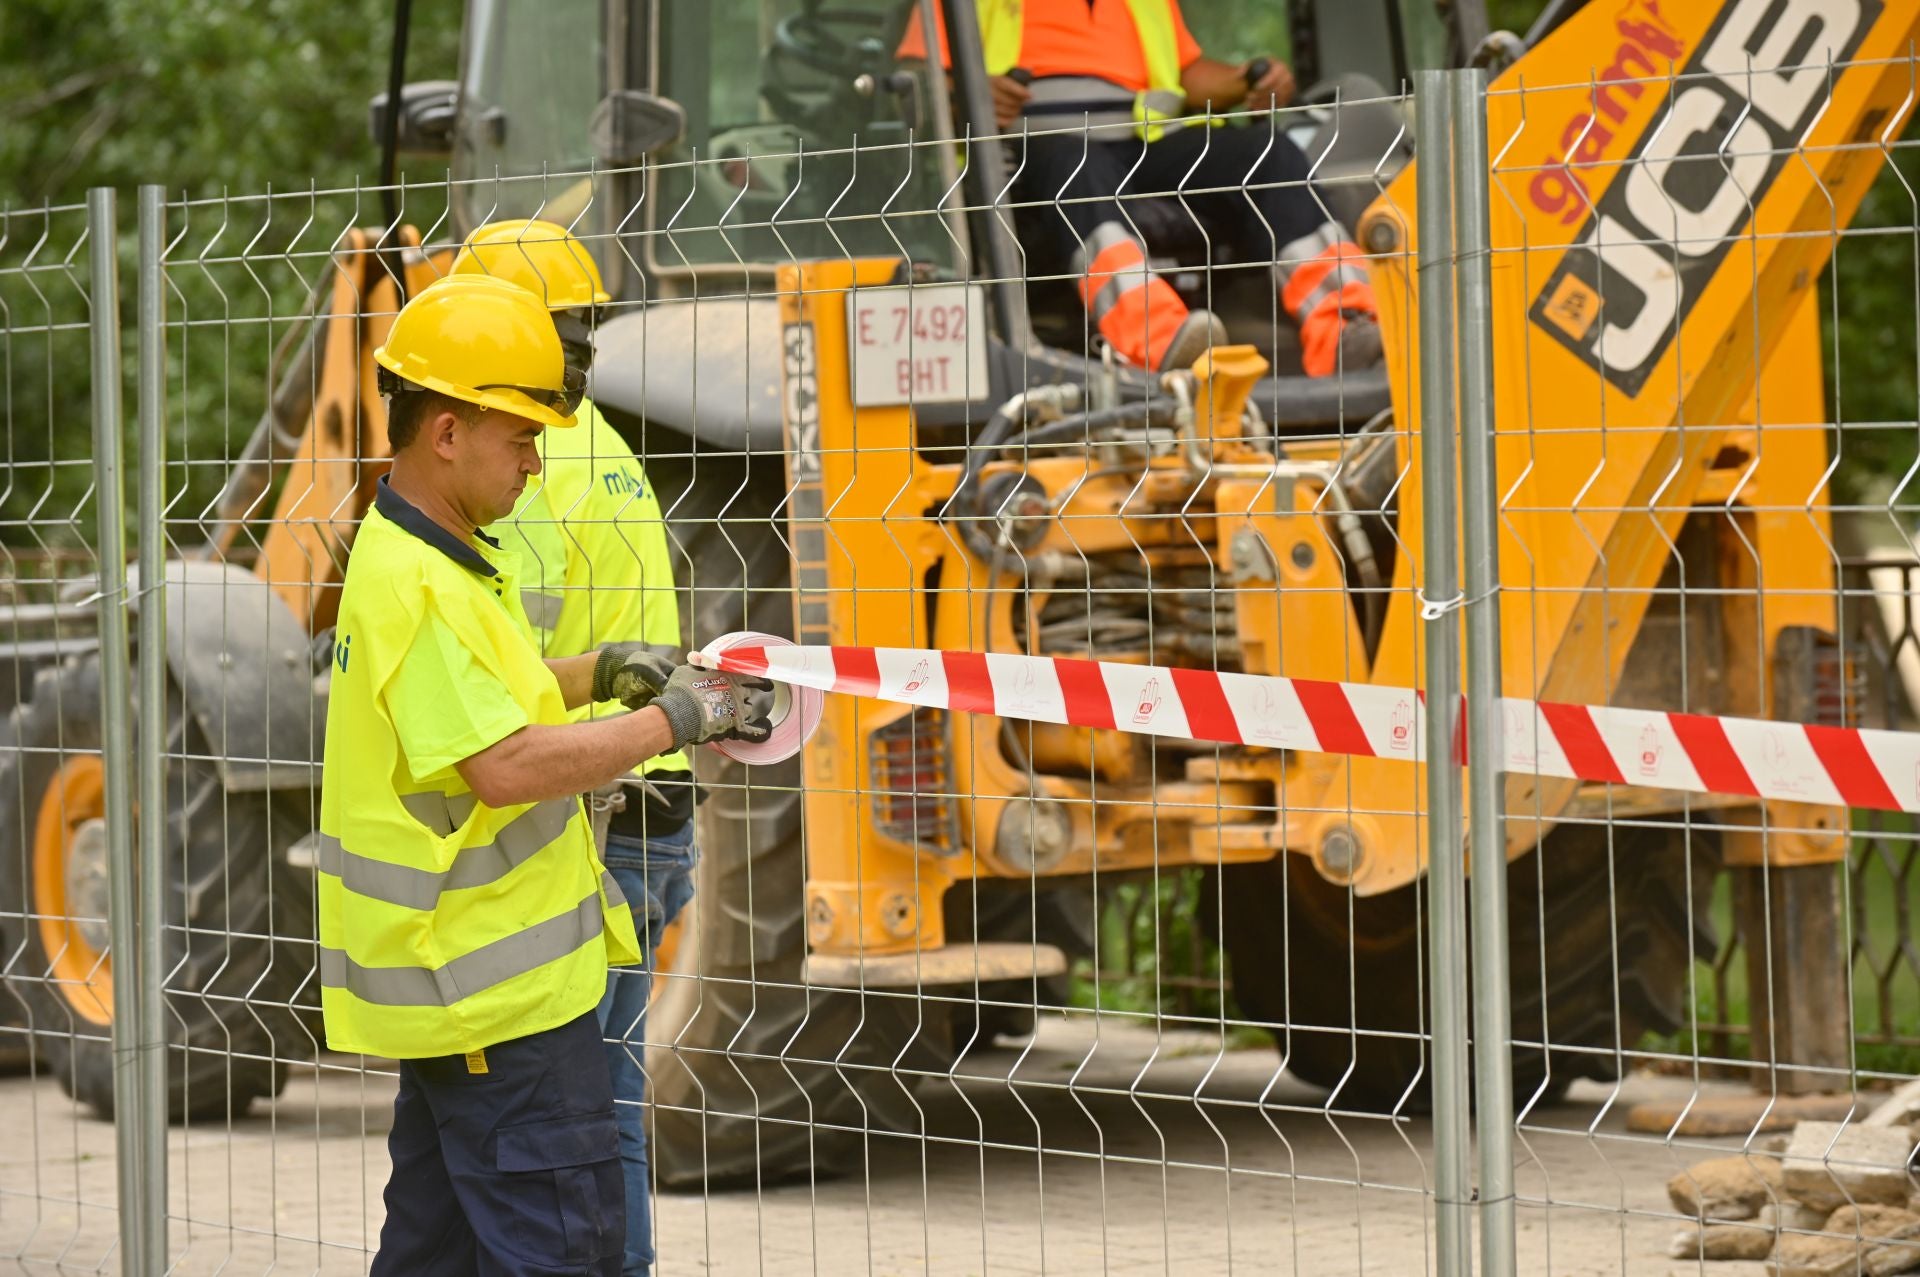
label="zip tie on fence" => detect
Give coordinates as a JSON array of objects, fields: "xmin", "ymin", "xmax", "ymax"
[
  {"xmin": 1416, "ymin": 585, "xmax": 1498, "ymax": 621},
  {"xmin": 690, "ymin": 639, "xmax": 1920, "ymax": 815},
  {"xmin": 72, "ymin": 579, "xmax": 164, "ymax": 608}
]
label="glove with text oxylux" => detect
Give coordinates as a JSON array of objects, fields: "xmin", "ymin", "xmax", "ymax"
[{"xmin": 651, "ymin": 664, "xmax": 775, "ymax": 748}]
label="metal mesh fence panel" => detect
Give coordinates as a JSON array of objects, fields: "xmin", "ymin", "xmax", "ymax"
[
  {"xmin": 1480, "ymin": 20, "xmax": 1920, "ymax": 1274},
  {"xmin": 0, "ymin": 195, "xmax": 138, "ymax": 1269},
  {"xmin": 7, "ymin": 9, "xmax": 1920, "ymax": 1273}
]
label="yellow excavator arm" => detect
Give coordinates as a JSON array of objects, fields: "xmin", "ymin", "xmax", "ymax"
[{"xmin": 1299, "ymin": 0, "xmax": 1920, "ymax": 892}]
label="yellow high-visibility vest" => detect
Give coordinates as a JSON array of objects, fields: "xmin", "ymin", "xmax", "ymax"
[
  {"xmin": 318, "ymin": 506, "xmax": 640, "ymax": 1060},
  {"xmin": 975, "ymin": 0, "xmax": 1192, "ymax": 141},
  {"xmin": 486, "ymin": 398, "xmax": 690, "ymax": 779}
]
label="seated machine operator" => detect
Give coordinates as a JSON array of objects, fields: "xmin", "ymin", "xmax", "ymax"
[{"xmin": 902, "ymin": 0, "xmax": 1383, "ymax": 377}]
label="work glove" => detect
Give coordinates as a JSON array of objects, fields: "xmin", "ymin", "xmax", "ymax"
[
  {"xmin": 593, "ymin": 642, "xmax": 680, "ymax": 709},
  {"xmin": 651, "ymin": 663, "xmax": 776, "ymax": 749}
]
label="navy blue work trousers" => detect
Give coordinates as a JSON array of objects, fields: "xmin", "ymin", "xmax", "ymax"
[
  {"xmin": 371, "ymin": 1010, "xmax": 626, "ymax": 1276},
  {"xmin": 1009, "ymin": 125, "xmax": 1325, "ymax": 273}
]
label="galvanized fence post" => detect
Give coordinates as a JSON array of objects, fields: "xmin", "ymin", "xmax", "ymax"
[
  {"xmin": 1414, "ymin": 69, "xmax": 1474, "ymax": 1277},
  {"xmin": 86, "ymin": 186, "xmax": 150, "ymax": 1276},
  {"xmin": 1452, "ymin": 67, "xmax": 1516, "ymax": 1277},
  {"xmin": 134, "ymin": 183, "xmax": 172, "ymax": 1270}
]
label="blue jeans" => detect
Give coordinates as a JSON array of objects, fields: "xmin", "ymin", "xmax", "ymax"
[{"xmin": 596, "ymin": 820, "xmax": 697, "ymax": 1277}]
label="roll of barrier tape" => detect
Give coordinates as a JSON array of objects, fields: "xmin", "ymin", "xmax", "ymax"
[{"xmin": 697, "ymin": 631, "xmax": 825, "ymax": 765}]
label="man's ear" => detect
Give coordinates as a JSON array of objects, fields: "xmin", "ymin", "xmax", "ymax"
[{"xmin": 426, "ymin": 409, "xmax": 464, "ymax": 461}]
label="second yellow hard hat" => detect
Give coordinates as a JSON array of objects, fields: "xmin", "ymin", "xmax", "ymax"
[{"xmin": 451, "ymin": 219, "xmax": 611, "ymax": 312}]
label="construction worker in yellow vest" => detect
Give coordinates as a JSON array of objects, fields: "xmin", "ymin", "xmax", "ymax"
[
  {"xmin": 318, "ymin": 272, "xmax": 772, "ymax": 1275},
  {"xmin": 902, "ymin": 0, "xmax": 1382, "ymax": 378},
  {"xmin": 451, "ymin": 219, "xmax": 691, "ymax": 1277}
]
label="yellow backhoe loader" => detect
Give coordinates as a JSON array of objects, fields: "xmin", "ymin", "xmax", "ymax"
[{"xmin": 1, "ymin": 0, "xmax": 1909, "ymax": 1192}]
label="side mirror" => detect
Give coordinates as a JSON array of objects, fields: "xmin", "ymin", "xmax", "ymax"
[
  {"xmin": 591, "ymin": 90, "xmax": 687, "ymax": 165},
  {"xmin": 367, "ymin": 80, "xmax": 461, "ymax": 156}
]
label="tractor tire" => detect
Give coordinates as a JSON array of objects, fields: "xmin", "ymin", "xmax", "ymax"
[
  {"xmin": 641, "ymin": 452, "xmax": 947, "ymax": 1190},
  {"xmin": 0, "ymin": 706, "xmax": 35, "ymax": 1076},
  {"xmin": 645, "ymin": 788, "xmax": 948, "ymax": 1191},
  {"xmin": 944, "ymin": 878, "xmax": 1099, "ymax": 1049},
  {"xmin": 0, "ymin": 653, "xmax": 316, "ymax": 1121},
  {"xmin": 1216, "ymin": 821, "xmax": 1717, "ymax": 1109}
]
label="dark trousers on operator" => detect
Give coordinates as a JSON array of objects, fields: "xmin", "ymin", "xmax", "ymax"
[
  {"xmin": 1008, "ymin": 124, "xmax": 1331, "ymax": 270},
  {"xmin": 371, "ymin": 1010, "xmax": 626, "ymax": 1276}
]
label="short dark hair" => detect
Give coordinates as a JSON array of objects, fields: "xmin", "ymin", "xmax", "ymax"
[{"xmin": 386, "ymin": 389, "xmax": 482, "ymax": 452}]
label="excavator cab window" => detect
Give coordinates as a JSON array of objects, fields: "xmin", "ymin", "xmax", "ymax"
[
  {"xmin": 636, "ymin": 0, "xmax": 954, "ymax": 279},
  {"xmin": 451, "ymin": 0, "xmax": 607, "ymax": 230},
  {"xmin": 437, "ymin": 0, "xmax": 1479, "ymax": 296},
  {"xmin": 437, "ymin": 0, "xmax": 953, "ymax": 294},
  {"xmin": 1178, "ymin": 1, "xmax": 1458, "ymax": 93}
]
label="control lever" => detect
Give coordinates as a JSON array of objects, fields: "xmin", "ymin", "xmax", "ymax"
[
  {"xmin": 1243, "ymin": 57, "xmax": 1273, "ymax": 89},
  {"xmin": 851, "ymin": 69, "xmax": 923, "ymax": 128}
]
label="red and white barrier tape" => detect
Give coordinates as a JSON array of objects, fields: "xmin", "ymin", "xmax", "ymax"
[{"xmin": 691, "ymin": 642, "xmax": 1920, "ymax": 814}]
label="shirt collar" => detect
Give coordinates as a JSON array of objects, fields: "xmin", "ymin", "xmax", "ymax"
[{"xmin": 375, "ymin": 475, "xmax": 504, "ymax": 577}]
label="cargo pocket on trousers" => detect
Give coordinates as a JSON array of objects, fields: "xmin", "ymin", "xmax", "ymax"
[{"xmin": 496, "ymin": 1111, "xmax": 623, "ymax": 1265}]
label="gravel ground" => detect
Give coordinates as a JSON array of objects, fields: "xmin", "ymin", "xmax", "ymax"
[{"xmin": 0, "ymin": 1013, "xmax": 1794, "ymax": 1275}]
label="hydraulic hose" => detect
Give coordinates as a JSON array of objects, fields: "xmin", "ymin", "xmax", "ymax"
[
  {"xmin": 1000, "ymin": 398, "xmax": 1181, "ymax": 453},
  {"xmin": 947, "ymin": 390, "xmax": 1180, "ymax": 566}
]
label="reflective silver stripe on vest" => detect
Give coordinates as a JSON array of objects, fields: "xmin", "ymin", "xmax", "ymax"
[
  {"xmin": 319, "ymin": 889, "xmax": 604, "ymax": 1007},
  {"xmin": 1135, "ymin": 88, "xmax": 1187, "ymax": 126},
  {"xmin": 601, "ymin": 870, "xmax": 628, "ymax": 911},
  {"xmin": 1022, "ymin": 75, "xmax": 1136, "ymax": 131},
  {"xmin": 399, "ymin": 789, "xmax": 481, "ymax": 837},
  {"xmin": 1020, "ymin": 81, "xmax": 1189, "ymax": 135},
  {"xmin": 521, "ymin": 589, "xmax": 564, "ymax": 631},
  {"xmin": 322, "ymin": 796, "xmax": 580, "ymax": 911}
]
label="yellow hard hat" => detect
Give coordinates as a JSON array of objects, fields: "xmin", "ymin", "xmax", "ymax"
[
  {"xmin": 451, "ymin": 219, "xmax": 611, "ymax": 311},
  {"xmin": 374, "ymin": 275, "xmax": 584, "ymax": 428}
]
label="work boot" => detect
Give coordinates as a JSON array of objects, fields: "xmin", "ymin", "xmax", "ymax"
[
  {"xmin": 1077, "ymin": 221, "xmax": 1217, "ymax": 372},
  {"xmin": 1275, "ymin": 222, "xmax": 1382, "ymax": 378},
  {"xmin": 1331, "ymin": 311, "xmax": 1384, "ymax": 373},
  {"xmin": 1156, "ymin": 308, "xmax": 1229, "ymax": 371}
]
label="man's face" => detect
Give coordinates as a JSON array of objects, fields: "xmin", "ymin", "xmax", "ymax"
[{"xmin": 450, "ymin": 408, "xmax": 544, "ymax": 525}]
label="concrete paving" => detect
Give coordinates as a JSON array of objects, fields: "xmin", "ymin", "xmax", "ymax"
[{"xmin": 0, "ymin": 1014, "xmax": 1785, "ymax": 1274}]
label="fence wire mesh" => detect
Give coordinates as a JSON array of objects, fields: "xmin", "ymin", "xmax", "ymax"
[{"xmin": 2, "ymin": 6, "xmax": 1920, "ymax": 1274}]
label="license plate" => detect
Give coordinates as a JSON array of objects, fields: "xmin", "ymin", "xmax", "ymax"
[{"xmin": 846, "ymin": 283, "xmax": 988, "ymax": 408}]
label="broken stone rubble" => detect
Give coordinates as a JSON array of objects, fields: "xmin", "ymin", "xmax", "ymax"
[
  {"xmin": 1669, "ymin": 1155, "xmax": 1784, "ymax": 1221},
  {"xmin": 1759, "ymin": 1201, "xmax": 1834, "ymax": 1232},
  {"xmin": 1781, "ymin": 1121, "xmax": 1915, "ymax": 1213},
  {"xmin": 1658, "ymin": 1116, "xmax": 1920, "ymax": 1275},
  {"xmin": 1667, "ymin": 1221, "xmax": 1773, "ymax": 1261},
  {"xmin": 1823, "ymin": 1204, "xmax": 1920, "ymax": 1276}
]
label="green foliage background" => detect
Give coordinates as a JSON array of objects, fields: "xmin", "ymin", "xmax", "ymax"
[
  {"xmin": 0, "ymin": 0, "xmax": 464, "ymax": 554},
  {"xmin": 2, "ymin": 0, "xmax": 458, "ymax": 209},
  {"xmin": 1, "ymin": 0, "xmax": 1916, "ymax": 553}
]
